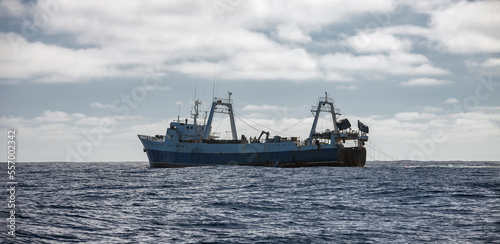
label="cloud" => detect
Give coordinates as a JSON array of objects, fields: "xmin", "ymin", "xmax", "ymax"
[
  {"xmin": 481, "ymin": 58, "xmax": 500, "ymax": 68},
  {"xmin": 0, "ymin": 116, "xmax": 25, "ymax": 127},
  {"xmin": 0, "ymin": 33, "xmax": 135, "ymax": 83},
  {"xmin": 444, "ymin": 98, "xmax": 459, "ymax": 104},
  {"xmin": 90, "ymin": 102, "xmax": 116, "ymax": 109},
  {"xmin": 242, "ymin": 104, "xmax": 289, "ymax": 112},
  {"xmin": 385, "ymin": 1, "xmax": 500, "ymax": 54},
  {"xmin": 0, "ymin": 110, "xmax": 150, "ymax": 161},
  {"xmin": 428, "ymin": 1, "xmax": 500, "ymax": 53},
  {"xmin": 34, "ymin": 110, "xmax": 74, "ymax": 123},
  {"xmin": 401, "ymin": 78, "xmax": 453, "ymax": 86},
  {"xmin": 167, "ymin": 47, "xmax": 322, "ymax": 80},
  {"xmin": 398, "ymin": 0, "xmax": 453, "ymax": 13},
  {"xmin": 394, "ymin": 112, "xmax": 437, "ymax": 121},
  {"xmin": 239, "ymin": 104, "xmax": 308, "ymax": 122},
  {"xmin": 144, "ymin": 85, "xmax": 171, "ymax": 91},
  {"xmin": 345, "ymin": 32, "xmax": 412, "ymax": 53},
  {"xmin": 229, "ymin": 0, "xmax": 395, "ymax": 30},
  {"xmin": 275, "ymin": 24, "xmax": 312, "ymax": 43},
  {"xmin": 422, "ymin": 106, "xmax": 443, "ymax": 113},
  {"xmin": 319, "ymin": 52, "xmax": 448, "ymax": 80},
  {"xmin": 75, "ymin": 117, "xmax": 118, "ymax": 127},
  {"xmin": 0, "ymin": 0, "xmax": 27, "ymax": 17},
  {"xmin": 357, "ymin": 106, "xmax": 500, "ymax": 160},
  {"xmin": 337, "ymin": 85, "xmax": 359, "ymax": 90},
  {"xmin": 1, "ymin": 0, "xmax": 495, "ymax": 86},
  {"xmin": 0, "ymin": 0, "xmax": 403, "ymax": 83}
]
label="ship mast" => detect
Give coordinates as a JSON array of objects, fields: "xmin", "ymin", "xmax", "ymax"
[
  {"xmin": 203, "ymin": 91, "xmax": 238, "ymax": 140},
  {"xmin": 308, "ymin": 92, "xmax": 338, "ymax": 145},
  {"xmin": 192, "ymin": 100, "xmax": 201, "ymax": 125}
]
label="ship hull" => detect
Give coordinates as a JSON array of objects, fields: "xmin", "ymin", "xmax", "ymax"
[{"xmin": 145, "ymin": 146, "xmax": 365, "ymax": 168}]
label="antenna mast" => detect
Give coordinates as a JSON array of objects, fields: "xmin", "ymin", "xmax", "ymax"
[
  {"xmin": 213, "ymin": 65, "xmax": 217, "ymax": 98},
  {"xmin": 192, "ymin": 100, "xmax": 201, "ymax": 125},
  {"xmin": 176, "ymin": 95, "xmax": 181, "ymax": 122}
]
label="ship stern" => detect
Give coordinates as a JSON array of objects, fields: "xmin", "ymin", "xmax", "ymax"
[{"xmin": 338, "ymin": 146, "xmax": 366, "ymax": 167}]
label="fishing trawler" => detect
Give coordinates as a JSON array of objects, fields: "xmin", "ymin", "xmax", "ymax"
[{"xmin": 138, "ymin": 92, "xmax": 369, "ymax": 167}]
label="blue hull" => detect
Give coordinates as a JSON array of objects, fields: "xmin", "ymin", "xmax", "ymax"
[{"xmin": 145, "ymin": 147, "xmax": 366, "ymax": 168}]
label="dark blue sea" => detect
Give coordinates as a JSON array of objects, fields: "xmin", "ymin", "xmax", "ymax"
[{"xmin": 1, "ymin": 161, "xmax": 499, "ymax": 243}]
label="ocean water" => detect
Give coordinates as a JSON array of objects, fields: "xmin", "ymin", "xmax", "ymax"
[{"xmin": 1, "ymin": 161, "xmax": 499, "ymax": 243}]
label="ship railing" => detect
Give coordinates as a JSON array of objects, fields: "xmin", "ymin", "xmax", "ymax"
[
  {"xmin": 338, "ymin": 131, "xmax": 363, "ymax": 141},
  {"xmin": 311, "ymin": 105, "xmax": 340, "ymax": 113},
  {"xmin": 312, "ymin": 132, "xmax": 333, "ymax": 139},
  {"xmin": 359, "ymin": 135, "xmax": 369, "ymax": 141},
  {"xmin": 213, "ymin": 97, "xmax": 231, "ymax": 104},
  {"xmin": 202, "ymin": 139, "xmax": 246, "ymax": 144},
  {"xmin": 318, "ymin": 96, "xmax": 333, "ymax": 103},
  {"xmin": 214, "ymin": 107, "xmax": 230, "ymax": 114},
  {"xmin": 138, "ymin": 134, "xmax": 165, "ymax": 142},
  {"xmin": 311, "ymin": 106, "xmax": 341, "ymax": 114}
]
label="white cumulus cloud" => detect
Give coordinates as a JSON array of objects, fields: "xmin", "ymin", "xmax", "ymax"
[{"xmin": 401, "ymin": 78, "xmax": 453, "ymax": 86}]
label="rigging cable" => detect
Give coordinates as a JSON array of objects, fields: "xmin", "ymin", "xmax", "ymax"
[
  {"xmin": 366, "ymin": 139, "xmax": 399, "ymax": 161},
  {"xmin": 277, "ymin": 114, "xmax": 313, "ymax": 135},
  {"xmin": 234, "ymin": 112, "xmax": 281, "ymax": 135},
  {"xmin": 214, "ymin": 113, "xmax": 226, "ymax": 132},
  {"xmin": 235, "ymin": 112, "xmax": 313, "ymax": 138},
  {"xmin": 234, "ymin": 114, "xmax": 261, "ymax": 133}
]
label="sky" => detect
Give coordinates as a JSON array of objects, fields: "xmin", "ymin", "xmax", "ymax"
[{"xmin": 0, "ymin": 0, "xmax": 499, "ymax": 162}]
